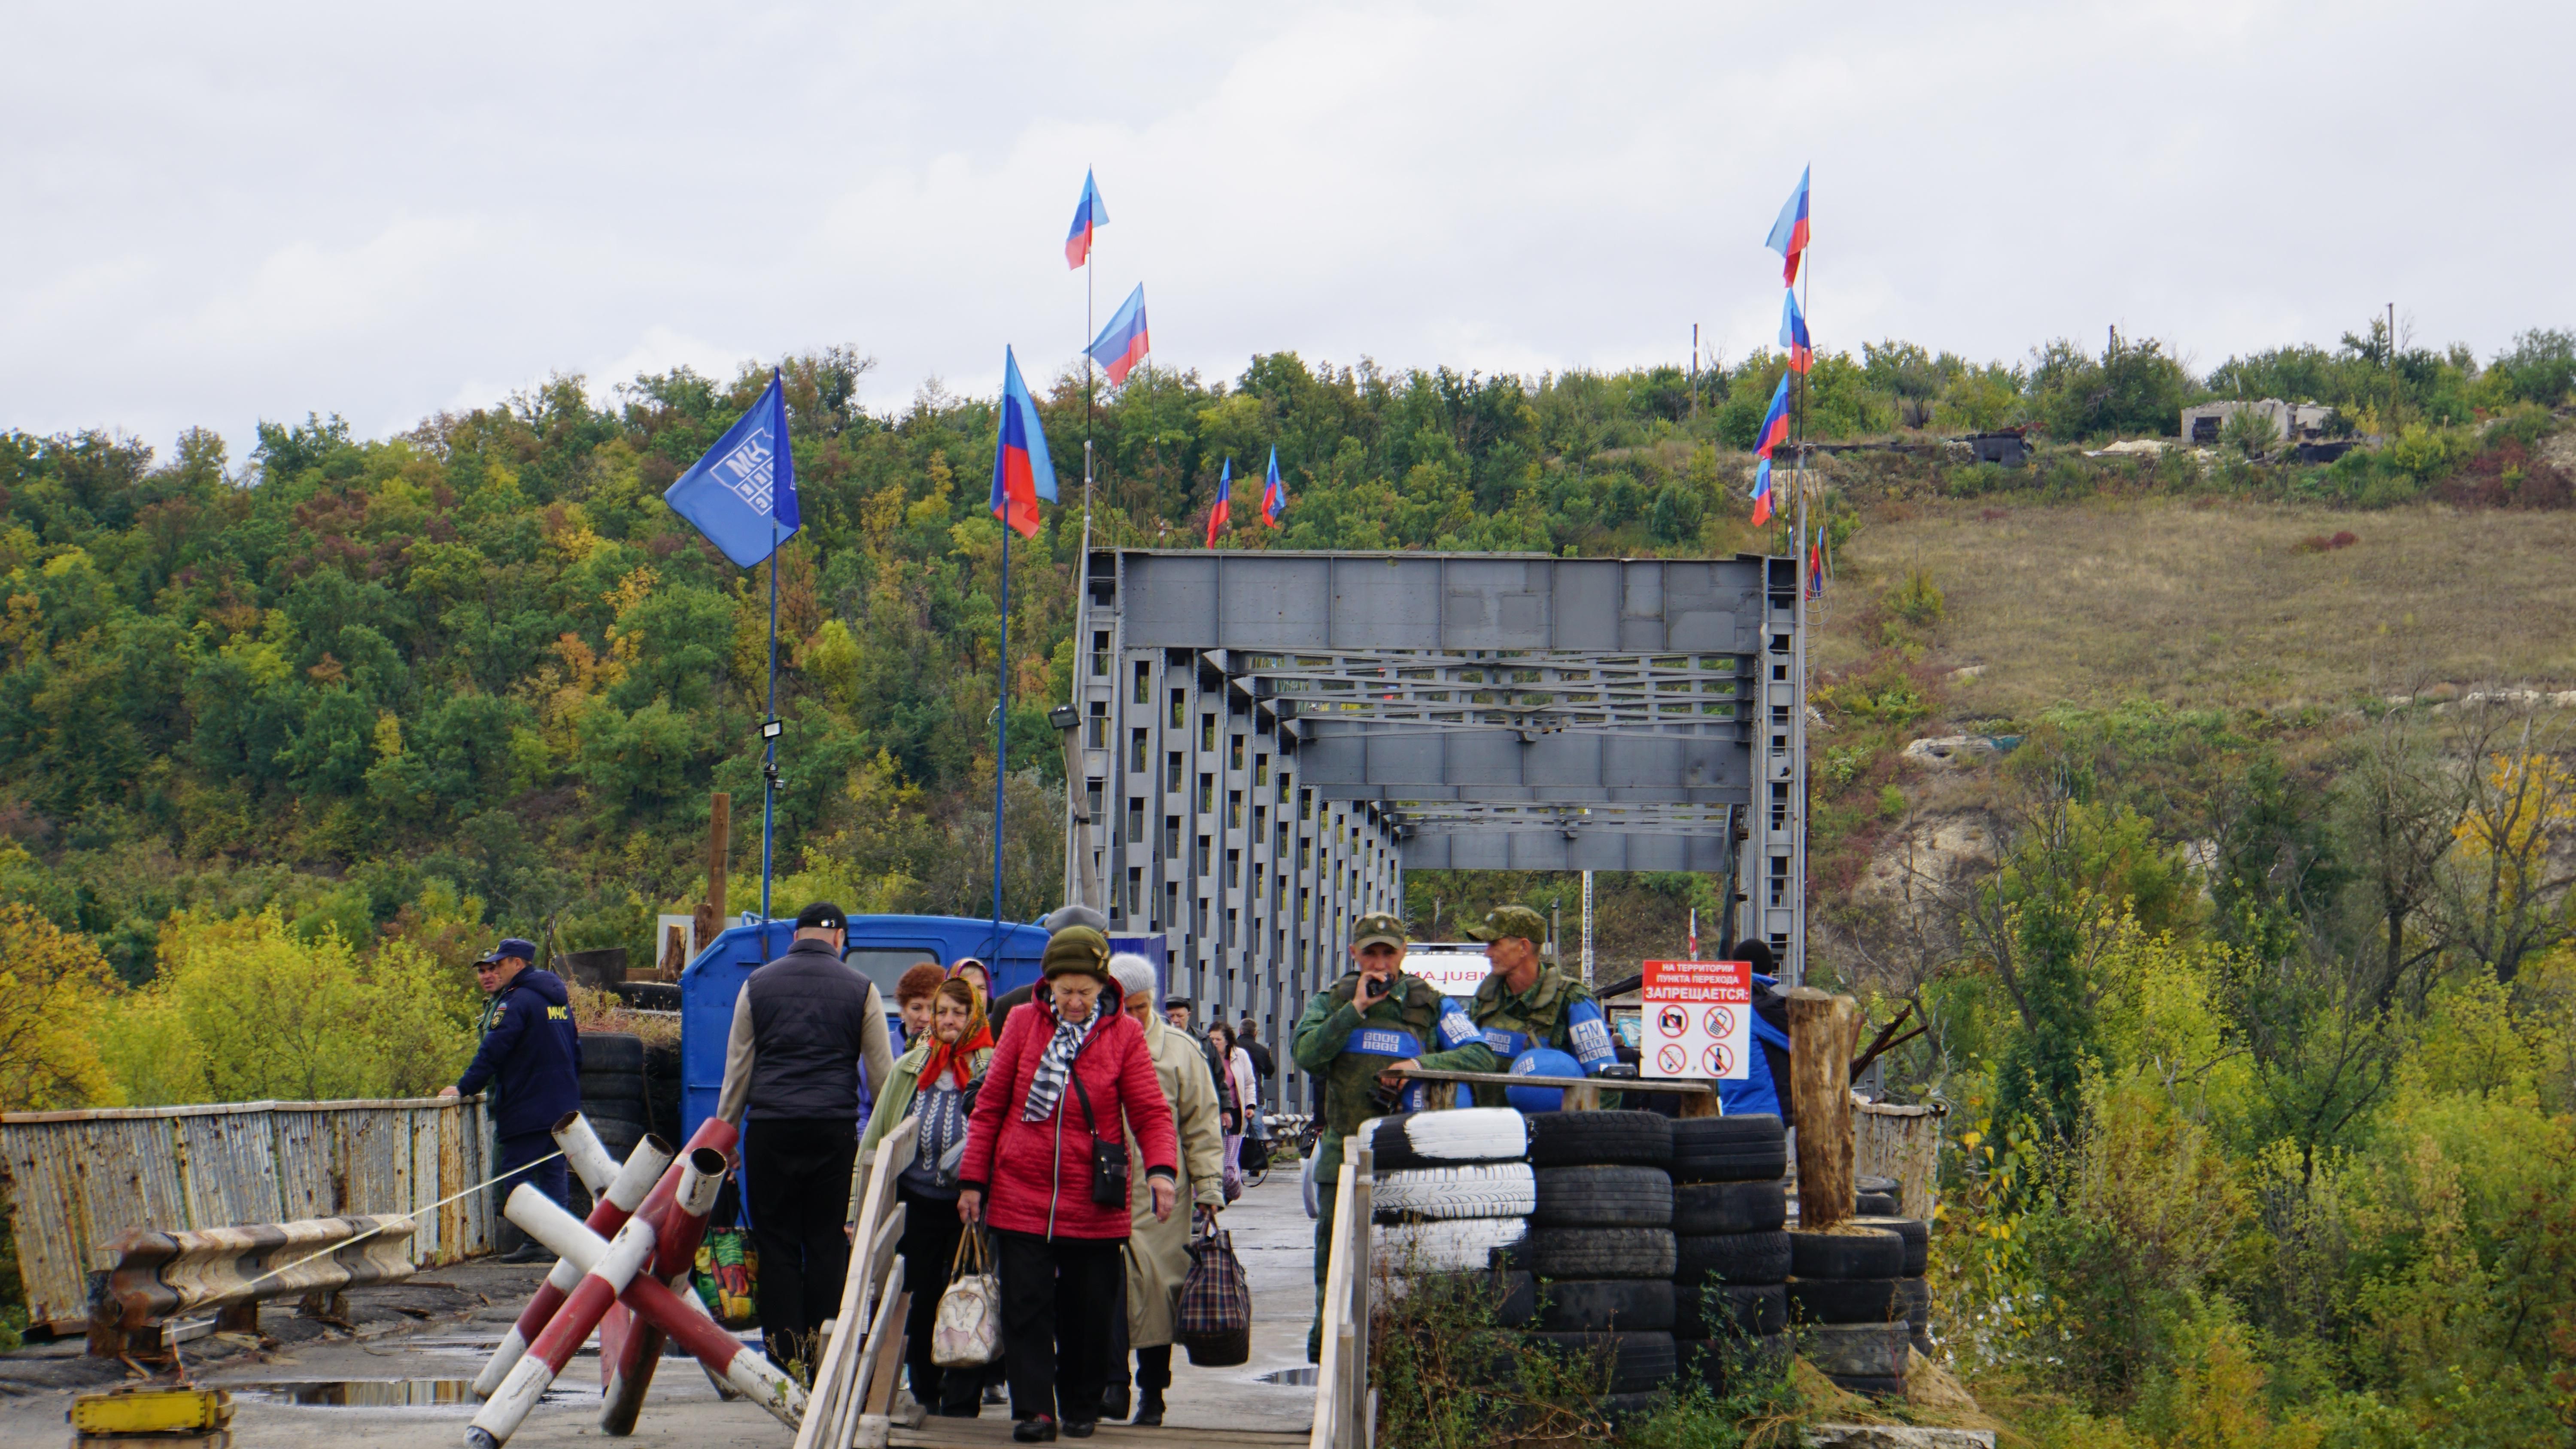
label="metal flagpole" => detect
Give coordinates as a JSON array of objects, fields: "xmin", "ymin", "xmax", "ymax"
[
  {"xmin": 1065, "ymin": 186, "xmax": 1098, "ymax": 910},
  {"xmin": 995, "ymin": 520, "xmax": 1012, "ymax": 938},
  {"xmin": 1788, "ymin": 203, "xmax": 1811, "ymax": 989},
  {"xmin": 762, "ymin": 521, "xmax": 778, "ymax": 926}
]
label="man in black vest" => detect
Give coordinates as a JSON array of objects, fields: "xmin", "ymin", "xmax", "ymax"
[{"xmin": 716, "ymin": 900, "xmax": 884, "ymax": 1372}]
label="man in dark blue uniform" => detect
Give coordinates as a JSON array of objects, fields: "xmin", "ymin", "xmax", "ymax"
[{"xmin": 441, "ymin": 937, "xmax": 583, "ymax": 1263}]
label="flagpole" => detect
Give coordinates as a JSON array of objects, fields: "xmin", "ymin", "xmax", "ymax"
[
  {"xmin": 1066, "ymin": 179, "xmax": 1099, "ymax": 912},
  {"xmin": 762, "ymin": 520, "xmax": 778, "ymax": 927},
  {"xmin": 1789, "ymin": 197, "xmax": 1811, "ymax": 990},
  {"xmin": 995, "ymin": 520, "xmax": 1011, "ymax": 939}
]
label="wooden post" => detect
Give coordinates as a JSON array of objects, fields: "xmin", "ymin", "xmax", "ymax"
[
  {"xmin": 1785, "ymin": 986, "xmax": 1859, "ymax": 1231},
  {"xmin": 694, "ymin": 793, "xmax": 731, "ymax": 952}
]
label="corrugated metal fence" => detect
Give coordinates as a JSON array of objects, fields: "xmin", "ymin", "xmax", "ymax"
[{"xmin": 0, "ymin": 1096, "xmax": 494, "ymax": 1331}]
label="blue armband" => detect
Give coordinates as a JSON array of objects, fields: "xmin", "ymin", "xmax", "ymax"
[
  {"xmin": 1348, "ymin": 1027, "xmax": 1424, "ymax": 1059},
  {"xmin": 1481, "ymin": 1027, "xmax": 1530, "ymax": 1058},
  {"xmin": 1433, "ymin": 998, "xmax": 1481, "ymax": 1051}
]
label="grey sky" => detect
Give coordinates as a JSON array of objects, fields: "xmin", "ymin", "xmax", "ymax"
[{"xmin": 7, "ymin": 0, "xmax": 2568, "ymax": 461}]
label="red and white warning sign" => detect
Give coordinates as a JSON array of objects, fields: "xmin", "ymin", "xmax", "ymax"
[{"xmin": 1640, "ymin": 959, "xmax": 1753, "ymax": 1080}]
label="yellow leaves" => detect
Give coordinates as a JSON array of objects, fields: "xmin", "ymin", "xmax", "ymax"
[
  {"xmin": 371, "ymin": 710, "xmax": 404, "ymax": 760},
  {"xmin": 2454, "ymin": 750, "xmax": 2576, "ymax": 859},
  {"xmin": 0, "ymin": 903, "xmax": 122, "ymax": 1110},
  {"xmin": 860, "ymin": 485, "xmax": 905, "ymax": 549},
  {"xmin": 606, "ymin": 565, "xmax": 660, "ymax": 620},
  {"xmin": 216, "ymin": 629, "xmax": 293, "ymax": 689}
]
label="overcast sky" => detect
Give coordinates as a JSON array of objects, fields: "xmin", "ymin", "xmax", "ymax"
[{"xmin": 8, "ymin": 0, "xmax": 2571, "ymax": 463}]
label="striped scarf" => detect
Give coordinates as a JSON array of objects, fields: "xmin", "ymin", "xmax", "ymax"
[{"xmin": 1021, "ymin": 1003, "xmax": 1102, "ymax": 1123}]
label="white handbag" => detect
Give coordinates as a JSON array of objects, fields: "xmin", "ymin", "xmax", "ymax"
[{"xmin": 930, "ymin": 1227, "xmax": 1002, "ymax": 1367}]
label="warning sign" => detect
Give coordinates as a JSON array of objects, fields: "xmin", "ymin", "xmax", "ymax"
[{"xmin": 1641, "ymin": 959, "xmax": 1752, "ymax": 1080}]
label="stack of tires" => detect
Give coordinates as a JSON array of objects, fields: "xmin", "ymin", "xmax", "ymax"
[
  {"xmin": 1668, "ymin": 1113, "xmax": 1795, "ymax": 1396},
  {"xmin": 579, "ymin": 1032, "xmax": 651, "ymax": 1175},
  {"xmin": 1856, "ymin": 1213, "xmax": 1932, "ymax": 1358},
  {"xmin": 1520, "ymin": 1111, "xmax": 1679, "ymax": 1420},
  {"xmin": 1367, "ymin": 1107, "xmax": 1534, "ymax": 1273},
  {"xmin": 1856, "ymin": 1173, "xmax": 1902, "ymax": 1216},
  {"xmin": 1787, "ymin": 1222, "xmax": 1911, "ymax": 1398}
]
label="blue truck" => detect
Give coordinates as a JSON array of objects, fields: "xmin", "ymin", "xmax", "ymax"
[{"xmin": 677, "ymin": 914, "xmax": 1052, "ymax": 1146}]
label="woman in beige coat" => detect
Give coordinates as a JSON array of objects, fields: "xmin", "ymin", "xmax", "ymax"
[{"xmin": 1102, "ymin": 954, "xmax": 1226, "ymax": 1427}]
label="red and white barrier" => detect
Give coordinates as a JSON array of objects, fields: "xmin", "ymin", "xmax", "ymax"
[
  {"xmin": 468, "ymin": 1121, "xmax": 671, "ymax": 1400},
  {"xmin": 598, "ymin": 1146, "xmax": 729, "ymax": 1434},
  {"xmin": 466, "ymin": 1204, "xmax": 660, "ymax": 1448}
]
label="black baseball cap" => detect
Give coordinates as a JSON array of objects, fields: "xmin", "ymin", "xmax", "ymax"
[{"xmin": 795, "ymin": 901, "xmax": 848, "ymax": 931}]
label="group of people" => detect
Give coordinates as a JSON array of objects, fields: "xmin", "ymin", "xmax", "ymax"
[{"xmin": 453, "ymin": 893, "xmax": 1608, "ymax": 1444}]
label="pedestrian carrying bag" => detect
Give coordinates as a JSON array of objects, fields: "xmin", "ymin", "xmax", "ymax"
[
  {"xmin": 1176, "ymin": 1216, "xmax": 1253, "ymax": 1367},
  {"xmin": 1069, "ymin": 1061, "xmax": 1132, "ymax": 1208},
  {"xmin": 930, "ymin": 1227, "xmax": 1002, "ymax": 1367}
]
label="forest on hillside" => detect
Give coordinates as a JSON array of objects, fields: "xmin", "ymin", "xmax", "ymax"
[{"xmin": 1, "ymin": 323, "xmax": 2573, "ymax": 1436}]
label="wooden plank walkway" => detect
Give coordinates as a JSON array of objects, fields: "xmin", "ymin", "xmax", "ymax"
[{"xmin": 890, "ymin": 1418, "xmax": 1304, "ymax": 1448}]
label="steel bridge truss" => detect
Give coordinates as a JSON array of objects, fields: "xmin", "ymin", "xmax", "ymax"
[{"xmin": 1063, "ymin": 551, "xmax": 1806, "ymax": 1104}]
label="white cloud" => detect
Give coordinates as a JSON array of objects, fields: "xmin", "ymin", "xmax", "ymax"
[{"xmin": 2, "ymin": 0, "xmax": 2570, "ymax": 459}]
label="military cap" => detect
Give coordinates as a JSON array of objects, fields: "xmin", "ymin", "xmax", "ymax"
[
  {"xmin": 1461, "ymin": 904, "xmax": 1550, "ymax": 946},
  {"xmin": 1351, "ymin": 912, "xmax": 1409, "ymax": 952}
]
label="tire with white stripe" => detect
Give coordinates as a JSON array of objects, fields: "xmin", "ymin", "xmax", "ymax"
[
  {"xmin": 1375, "ymin": 1216, "xmax": 1528, "ymax": 1274},
  {"xmin": 1372, "ymin": 1163, "xmax": 1537, "ymax": 1222},
  {"xmin": 1368, "ymin": 1108, "xmax": 1531, "ymax": 1170}
]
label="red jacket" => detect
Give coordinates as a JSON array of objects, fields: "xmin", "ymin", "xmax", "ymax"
[{"xmin": 959, "ymin": 997, "xmax": 1178, "ymax": 1240}]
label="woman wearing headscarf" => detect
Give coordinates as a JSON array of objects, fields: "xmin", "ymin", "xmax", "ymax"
[
  {"xmin": 957, "ymin": 926, "xmax": 1179, "ymax": 1443},
  {"xmin": 857, "ymin": 976, "xmax": 996, "ymax": 1417}
]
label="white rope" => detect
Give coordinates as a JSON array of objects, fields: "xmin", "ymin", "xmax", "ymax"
[{"xmin": 231, "ymin": 1149, "xmax": 567, "ymax": 1295}]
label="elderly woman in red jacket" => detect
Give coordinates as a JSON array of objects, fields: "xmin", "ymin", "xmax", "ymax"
[{"xmin": 958, "ymin": 925, "xmax": 1178, "ymax": 1443}]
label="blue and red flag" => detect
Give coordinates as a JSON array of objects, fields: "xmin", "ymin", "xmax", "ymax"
[
  {"xmin": 1088, "ymin": 283, "xmax": 1151, "ymax": 386},
  {"xmin": 1780, "ymin": 290, "xmax": 1812, "ymax": 375},
  {"xmin": 663, "ymin": 369, "xmax": 799, "ymax": 569},
  {"xmin": 1765, "ymin": 165, "xmax": 1810, "ymax": 286},
  {"xmin": 1750, "ymin": 458, "xmax": 1774, "ymax": 527},
  {"xmin": 1754, "ymin": 372, "xmax": 1792, "ymax": 459},
  {"xmin": 1207, "ymin": 458, "xmax": 1232, "ymax": 545},
  {"xmin": 1261, "ymin": 446, "xmax": 1285, "ymax": 526},
  {"xmin": 988, "ymin": 347, "xmax": 1058, "ymax": 538},
  {"xmin": 1808, "ymin": 526, "xmax": 1825, "ymax": 598},
  {"xmin": 1065, "ymin": 170, "xmax": 1108, "ymax": 269}
]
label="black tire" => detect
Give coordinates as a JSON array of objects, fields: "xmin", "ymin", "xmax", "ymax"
[
  {"xmin": 1669, "ymin": 1149, "xmax": 1787, "ymax": 1184},
  {"xmin": 1854, "ymin": 1173, "xmax": 1899, "ymax": 1196},
  {"xmin": 1525, "ymin": 1331, "xmax": 1677, "ymax": 1394},
  {"xmin": 1672, "ymin": 1115, "xmax": 1783, "ymax": 1152},
  {"xmin": 580, "ymin": 1073, "xmax": 648, "ymax": 1104},
  {"xmin": 1676, "ymin": 1282, "xmax": 1786, "ymax": 1338},
  {"xmin": 1672, "ymin": 1337, "xmax": 1728, "ymax": 1396},
  {"xmin": 1896, "ymin": 1276, "xmax": 1929, "ymax": 1333},
  {"xmin": 1532, "ymin": 1167, "xmax": 1673, "ymax": 1229},
  {"xmin": 1799, "ymin": 1321, "xmax": 1909, "ymax": 1378},
  {"xmin": 585, "ymin": 1106, "xmax": 650, "ymax": 1138},
  {"xmin": 1675, "ymin": 1230, "xmax": 1790, "ymax": 1285},
  {"xmin": 582, "ymin": 1033, "xmax": 645, "ymax": 1072},
  {"xmin": 1852, "ymin": 1217, "xmax": 1929, "ymax": 1277},
  {"xmin": 1373, "ymin": 1164, "xmax": 1537, "ymax": 1222},
  {"xmin": 1788, "ymin": 1277, "xmax": 1898, "ymax": 1325},
  {"xmin": 1675, "ymin": 1332, "xmax": 1791, "ymax": 1393},
  {"xmin": 1789, "ymin": 1228, "xmax": 1904, "ymax": 1280},
  {"xmin": 1494, "ymin": 1270, "xmax": 1537, "ymax": 1327},
  {"xmin": 1536, "ymin": 1278, "xmax": 1674, "ymax": 1333},
  {"xmin": 1525, "ymin": 1228, "xmax": 1676, "ymax": 1280},
  {"xmin": 1528, "ymin": 1111, "xmax": 1671, "ymax": 1169},
  {"xmin": 1856, "ymin": 1191, "xmax": 1901, "ymax": 1217},
  {"xmin": 1825, "ymin": 1372, "xmax": 1906, "ymax": 1399},
  {"xmin": 1673, "ymin": 1180, "xmax": 1786, "ymax": 1235},
  {"xmin": 1593, "ymin": 1390, "xmax": 1669, "ymax": 1422},
  {"xmin": 1370, "ymin": 1107, "xmax": 1530, "ymax": 1170}
]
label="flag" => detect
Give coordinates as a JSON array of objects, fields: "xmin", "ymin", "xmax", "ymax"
[
  {"xmin": 1065, "ymin": 169, "xmax": 1108, "ymax": 269},
  {"xmin": 1755, "ymin": 371, "xmax": 1792, "ymax": 459},
  {"xmin": 1765, "ymin": 164, "xmax": 1810, "ymax": 285},
  {"xmin": 1206, "ymin": 457, "xmax": 1231, "ymax": 545},
  {"xmin": 1750, "ymin": 458, "xmax": 1774, "ymax": 526},
  {"xmin": 1808, "ymin": 526, "xmax": 1825, "ymax": 599},
  {"xmin": 1779, "ymin": 290, "xmax": 1812, "ymax": 374},
  {"xmin": 663, "ymin": 368, "xmax": 799, "ymax": 569},
  {"xmin": 1261, "ymin": 446, "xmax": 1285, "ymax": 526},
  {"xmin": 988, "ymin": 347, "xmax": 1059, "ymax": 538},
  {"xmin": 1088, "ymin": 283, "xmax": 1151, "ymax": 386}
]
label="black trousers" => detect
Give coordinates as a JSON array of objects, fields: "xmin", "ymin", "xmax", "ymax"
[
  {"xmin": 744, "ymin": 1117, "xmax": 859, "ymax": 1369},
  {"xmin": 1103, "ymin": 1272, "xmax": 1173, "ymax": 1394},
  {"xmin": 993, "ymin": 1228, "xmax": 1124, "ymax": 1424},
  {"xmin": 895, "ymin": 1182, "xmax": 985, "ymax": 1416}
]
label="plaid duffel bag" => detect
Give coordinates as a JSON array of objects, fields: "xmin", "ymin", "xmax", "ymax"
[{"xmin": 1176, "ymin": 1216, "xmax": 1253, "ymax": 1367}]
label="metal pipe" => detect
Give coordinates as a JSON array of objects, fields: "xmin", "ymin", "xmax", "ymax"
[
  {"xmin": 601, "ymin": 1147, "xmax": 737, "ymax": 1435},
  {"xmin": 550, "ymin": 1113, "xmax": 620, "ymax": 1197},
  {"xmin": 470, "ymin": 1135, "xmax": 672, "ymax": 1400},
  {"xmin": 467, "ymin": 1212, "xmax": 659, "ymax": 1448}
]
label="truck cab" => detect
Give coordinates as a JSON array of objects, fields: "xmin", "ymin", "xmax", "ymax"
[{"xmin": 678, "ymin": 914, "xmax": 1051, "ymax": 1144}]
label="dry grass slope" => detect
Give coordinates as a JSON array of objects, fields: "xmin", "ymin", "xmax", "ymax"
[{"xmin": 1821, "ymin": 499, "xmax": 2576, "ymax": 714}]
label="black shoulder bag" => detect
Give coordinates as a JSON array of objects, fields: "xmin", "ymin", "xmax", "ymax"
[{"xmin": 1068, "ymin": 1046, "xmax": 1132, "ymax": 1208}]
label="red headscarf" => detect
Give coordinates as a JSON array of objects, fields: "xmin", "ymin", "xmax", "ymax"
[{"xmin": 920, "ymin": 976, "xmax": 994, "ymax": 1089}]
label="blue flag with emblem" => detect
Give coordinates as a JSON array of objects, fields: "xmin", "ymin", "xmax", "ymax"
[{"xmin": 663, "ymin": 369, "xmax": 799, "ymax": 569}]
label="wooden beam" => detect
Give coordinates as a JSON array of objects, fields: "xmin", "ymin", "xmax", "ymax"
[
  {"xmin": 696, "ymin": 792, "xmax": 731, "ymax": 950},
  {"xmin": 1785, "ymin": 986, "xmax": 1859, "ymax": 1231},
  {"xmin": 1394, "ymin": 1067, "xmax": 1715, "ymax": 1097}
]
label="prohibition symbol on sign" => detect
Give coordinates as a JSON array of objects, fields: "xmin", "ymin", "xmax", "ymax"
[
  {"xmin": 1657, "ymin": 1006, "xmax": 1689, "ymax": 1037},
  {"xmin": 1703, "ymin": 1043, "xmax": 1735, "ymax": 1076},
  {"xmin": 1703, "ymin": 1006, "xmax": 1738, "ymax": 1039},
  {"xmin": 1657, "ymin": 1044, "xmax": 1690, "ymax": 1075}
]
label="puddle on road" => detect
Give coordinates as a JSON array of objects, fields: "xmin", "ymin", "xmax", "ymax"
[
  {"xmin": 1258, "ymin": 1367, "xmax": 1318, "ymax": 1386},
  {"xmin": 233, "ymin": 1379, "xmax": 562, "ymax": 1408}
]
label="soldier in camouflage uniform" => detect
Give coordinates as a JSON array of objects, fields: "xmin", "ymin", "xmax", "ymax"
[
  {"xmin": 1288, "ymin": 911, "xmax": 1483, "ymax": 1360},
  {"xmin": 1455, "ymin": 904, "xmax": 1619, "ymax": 1103}
]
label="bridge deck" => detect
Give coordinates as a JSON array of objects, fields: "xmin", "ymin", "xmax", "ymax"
[{"xmin": 890, "ymin": 1419, "xmax": 1306, "ymax": 1448}]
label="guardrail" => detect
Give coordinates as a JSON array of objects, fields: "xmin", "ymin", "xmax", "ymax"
[
  {"xmin": 0, "ymin": 1095, "xmax": 493, "ymax": 1334},
  {"xmin": 92, "ymin": 1213, "xmax": 418, "ymax": 1355}
]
